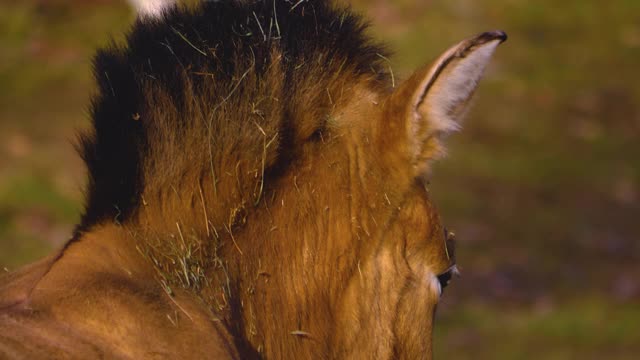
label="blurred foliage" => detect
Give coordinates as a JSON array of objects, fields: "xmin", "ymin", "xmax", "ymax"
[{"xmin": 0, "ymin": 0, "xmax": 638, "ymax": 357}]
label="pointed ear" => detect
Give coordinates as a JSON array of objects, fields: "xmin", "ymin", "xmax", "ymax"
[
  {"xmin": 391, "ymin": 31, "xmax": 507, "ymax": 177},
  {"xmin": 128, "ymin": 0, "xmax": 176, "ymax": 19}
]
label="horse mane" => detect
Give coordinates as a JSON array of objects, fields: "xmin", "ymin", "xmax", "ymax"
[{"xmin": 76, "ymin": 0, "xmax": 390, "ymax": 233}]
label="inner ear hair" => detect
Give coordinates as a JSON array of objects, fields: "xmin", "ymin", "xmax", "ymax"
[
  {"xmin": 405, "ymin": 31, "xmax": 506, "ymax": 175},
  {"xmin": 416, "ymin": 31, "xmax": 507, "ymax": 134}
]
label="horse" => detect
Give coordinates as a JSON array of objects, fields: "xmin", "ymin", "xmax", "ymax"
[{"xmin": 0, "ymin": 0, "xmax": 505, "ymax": 358}]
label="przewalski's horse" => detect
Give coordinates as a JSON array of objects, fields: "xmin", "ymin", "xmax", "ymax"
[{"xmin": 0, "ymin": 0, "xmax": 505, "ymax": 358}]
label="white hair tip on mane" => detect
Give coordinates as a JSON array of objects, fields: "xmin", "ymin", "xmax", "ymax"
[{"xmin": 128, "ymin": 0, "xmax": 176, "ymax": 19}]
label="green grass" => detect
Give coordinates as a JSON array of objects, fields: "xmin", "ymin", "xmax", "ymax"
[
  {"xmin": 0, "ymin": 174, "xmax": 79, "ymax": 269},
  {"xmin": 0, "ymin": 175, "xmax": 79, "ymax": 223},
  {"xmin": 434, "ymin": 299, "xmax": 640, "ymax": 359},
  {"xmin": 0, "ymin": 1, "xmax": 131, "ymax": 269}
]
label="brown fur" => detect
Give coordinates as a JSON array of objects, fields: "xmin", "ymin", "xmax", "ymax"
[
  {"xmin": 0, "ymin": 1, "xmax": 505, "ymax": 358},
  {"xmin": 0, "ymin": 76, "xmax": 448, "ymax": 359}
]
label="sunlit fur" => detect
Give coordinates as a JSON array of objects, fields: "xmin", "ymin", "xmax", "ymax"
[{"xmin": 0, "ymin": 1, "xmax": 504, "ymax": 358}]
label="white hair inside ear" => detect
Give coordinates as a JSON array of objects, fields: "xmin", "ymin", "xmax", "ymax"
[
  {"xmin": 418, "ymin": 37, "xmax": 503, "ymax": 136},
  {"xmin": 391, "ymin": 31, "xmax": 506, "ymax": 177},
  {"xmin": 128, "ymin": 0, "xmax": 176, "ymax": 19}
]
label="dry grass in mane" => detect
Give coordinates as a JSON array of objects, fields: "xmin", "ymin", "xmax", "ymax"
[
  {"xmin": 71, "ymin": 0, "xmax": 393, "ymax": 307},
  {"xmin": 76, "ymin": 0, "xmax": 390, "ymax": 237}
]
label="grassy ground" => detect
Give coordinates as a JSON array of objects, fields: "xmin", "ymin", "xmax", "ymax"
[
  {"xmin": 0, "ymin": 0, "xmax": 638, "ymax": 357},
  {"xmin": 0, "ymin": 0, "xmax": 132, "ymax": 267},
  {"xmin": 434, "ymin": 299, "xmax": 640, "ymax": 359}
]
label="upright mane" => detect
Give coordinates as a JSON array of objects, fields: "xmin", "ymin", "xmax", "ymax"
[{"xmin": 77, "ymin": 0, "xmax": 390, "ymax": 233}]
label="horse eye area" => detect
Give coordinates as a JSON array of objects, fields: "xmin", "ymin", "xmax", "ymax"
[{"xmin": 437, "ymin": 270, "xmax": 453, "ymax": 292}]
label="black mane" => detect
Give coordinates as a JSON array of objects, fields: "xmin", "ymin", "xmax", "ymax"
[{"xmin": 77, "ymin": 0, "xmax": 389, "ymax": 233}]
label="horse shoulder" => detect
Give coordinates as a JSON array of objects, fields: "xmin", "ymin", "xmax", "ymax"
[{"xmin": 0, "ymin": 228, "xmax": 239, "ymax": 359}]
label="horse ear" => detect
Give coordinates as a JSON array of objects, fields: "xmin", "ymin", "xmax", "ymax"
[
  {"xmin": 128, "ymin": 0, "xmax": 176, "ymax": 19},
  {"xmin": 391, "ymin": 31, "xmax": 506, "ymax": 178}
]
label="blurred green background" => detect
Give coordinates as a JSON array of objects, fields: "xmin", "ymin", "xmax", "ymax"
[{"xmin": 0, "ymin": 0, "xmax": 638, "ymax": 358}]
